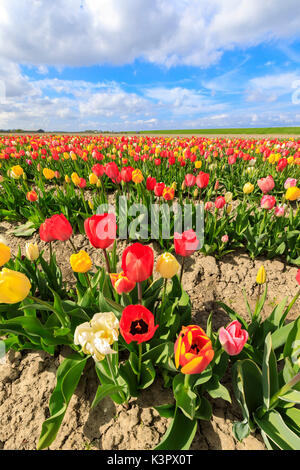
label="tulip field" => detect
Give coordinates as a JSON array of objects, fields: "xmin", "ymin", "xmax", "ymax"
[{"xmin": 0, "ymin": 133, "xmax": 300, "ymax": 451}]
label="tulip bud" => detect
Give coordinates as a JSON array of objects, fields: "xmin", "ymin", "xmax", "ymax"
[
  {"xmin": 193, "ymin": 188, "xmax": 198, "ymax": 198},
  {"xmin": 181, "ymin": 181, "xmax": 186, "ymax": 191},
  {"xmin": 226, "ymin": 204, "xmax": 232, "ymax": 214},
  {"xmin": 256, "ymin": 265, "xmax": 266, "ymax": 285},
  {"xmin": 224, "ymin": 191, "xmax": 233, "ymax": 203},
  {"xmin": 25, "ymin": 243, "xmax": 39, "ymax": 261},
  {"xmin": 156, "ymin": 252, "xmax": 180, "ymax": 279}
]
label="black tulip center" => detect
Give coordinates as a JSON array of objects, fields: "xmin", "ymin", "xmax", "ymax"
[{"xmin": 130, "ymin": 319, "xmax": 148, "ymax": 336}]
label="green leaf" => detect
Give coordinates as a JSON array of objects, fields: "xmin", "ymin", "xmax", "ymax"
[
  {"xmin": 91, "ymin": 384, "xmax": 124, "ymax": 409},
  {"xmin": 195, "ymin": 396, "xmax": 212, "ymax": 421},
  {"xmin": 205, "ymin": 376, "xmax": 231, "ymax": 403},
  {"xmin": 262, "ymin": 333, "xmax": 279, "ymax": 410},
  {"xmin": 268, "ymin": 297, "xmax": 288, "ymax": 328},
  {"xmin": 154, "ymin": 407, "xmax": 198, "ymax": 450},
  {"xmin": 278, "ymin": 390, "xmax": 300, "ymax": 404},
  {"xmin": 37, "ymin": 355, "xmax": 87, "ymax": 450},
  {"xmin": 254, "ymin": 409, "xmax": 300, "ymax": 450},
  {"xmin": 142, "ymin": 341, "xmax": 173, "ymax": 365},
  {"xmin": 139, "ymin": 360, "xmax": 156, "ymax": 389},
  {"xmin": 13, "ymin": 221, "xmax": 37, "ymax": 237},
  {"xmin": 233, "ymin": 419, "xmax": 251, "ymax": 442},
  {"xmin": 154, "ymin": 403, "xmax": 176, "ymax": 419},
  {"xmin": 271, "ymin": 321, "xmax": 295, "ymax": 351},
  {"xmin": 173, "ymin": 374, "xmax": 197, "ymax": 420},
  {"xmin": 283, "ymin": 316, "xmax": 300, "ymax": 360},
  {"xmin": 232, "ymin": 359, "xmax": 263, "ymax": 424}
]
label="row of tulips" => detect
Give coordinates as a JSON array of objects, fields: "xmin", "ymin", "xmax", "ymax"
[
  {"xmin": 0, "ymin": 134, "xmax": 299, "ymax": 263},
  {"xmin": 0, "ymin": 210, "xmax": 299, "ymax": 450}
]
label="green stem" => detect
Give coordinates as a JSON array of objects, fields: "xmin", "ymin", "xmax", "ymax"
[
  {"xmin": 180, "ymin": 256, "xmax": 185, "ymax": 284},
  {"xmin": 137, "ymin": 343, "xmax": 143, "ymax": 385},
  {"xmin": 138, "ymin": 282, "xmax": 143, "ymax": 304},
  {"xmin": 103, "ymin": 248, "xmax": 111, "ymax": 273}
]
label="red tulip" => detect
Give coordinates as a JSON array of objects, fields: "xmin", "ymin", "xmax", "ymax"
[
  {"xmin": 105, "ymin": 162, "xmax": 120, "ymax": 182},
  {"xmin": 196, "ymin": 172, "xmax": 210, "ymax": 189},
  {"xmin": 154, "ymin": 182, "xmax": 165, "ymax": 197},
  {"xmin": 84, "ymin": 213, "xmax": 117, "ymax": 249},
  {"xmin": 215, "ymin": 196, "xmax": 226, "ymax": 209},
  {"xmin": 120, "ymin": 166, "xmax": 133, "ymax": 183},
  {"xmin": 296, "ymin": 269, "xmax": 300, "ymax": 286},
  {"xmin": 49, "ymin": 214, "xmax": 73, "ymax": 241},
  {"xmin": 92, "ymin": 163, "xmax": 105, "ymax": 177},
  {"xmin": 146, "ymin": 176, "xmax": 157, "ymax": 191},
  {"xmin": 40, "ymin": 214, "xmax": 73, "ymax": 242},
  {"xmin": 26, "ymin": 190, "xmax": 38, "ymax": 202},
  {"xmin": 78, "ymin": 177, "xmax": 86, "ymax": 189},
  {"xmin": 39, "ymin": 218, "xmax": 56, "ymax": 243},
  {"xmin": 174, "ymin": 229, "xmax": 199, "ymax": 257},
  {"xmin": 276, "ymin": 158, "xmax": 288, "ymax": 172},
  {"xmin": 122, "ymin": 243, "xmax": 154, "ymax": 282},
  {"xmin": 120, "ymin": 305, "xmax": 158, "ymax": 344},
  {"xmin": 185, "ymin": 174, "xmax": 196, "ymax": 187}
]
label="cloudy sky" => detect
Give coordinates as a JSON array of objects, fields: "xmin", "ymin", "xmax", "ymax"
[{"xmin": 1, "ymin": 0, "xmax": 300, "ymax": 131}]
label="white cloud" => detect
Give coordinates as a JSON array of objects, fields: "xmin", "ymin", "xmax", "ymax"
[
  {"xmin": 0, "ymin": 0, "xmax": 300, "ymax": 68},
  {"xmin": 246, "ymin": 72, "xmax": 300, "ymax": 102}
]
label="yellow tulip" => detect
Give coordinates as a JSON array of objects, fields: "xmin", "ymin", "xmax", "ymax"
[
  {"xmin": 256, "ymin": 266, "xmax": 266, "ymax": 285},
  {"xmin": 243, "ymin": 183, "xmax": 254, "ymax": 194},
  {"xmin": 71, "ymin": 172, "xmax": 81, "ymax": 186},
  {"xmin": 156, "ymin": 252, "xmax": 180, "ymax": 279},
  {"xmin": 43, "ymin": 168, "xmax": 55, "ymax": 180},
  {"xmin": 0, "ymin": 243, "xmax": 11, "ymax": 266},
  {"xmin": 10, "ymin": 165, "xmax": 24, "ymax": 179},
  {"xmin": 285, "ymin": 187, "xmax": 300, "ymax": 201},
  {"xmin": 132, "ymin": 169, "xmax": 144, "ymax": 184},
  {"xmin": 70, "ymin": 250, "xmax": 93, "ymax": 273},
  {"xmin": 65, "ymin": 175, "xmax": 71, "ymax": 183},
  {"xmin": 0, "ymin": 268, "xmax": 31, "ymax": 304},
  {"xmin": 89, "ymin": 173, "xmax": 98, "ymax": 185},
  {"xmin": 195, "ymin": 161, "xmax": 202, "ymax": 169}
]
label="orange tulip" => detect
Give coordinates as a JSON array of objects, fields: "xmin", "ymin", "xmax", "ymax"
[
  {"xmin": 110, "ymin": 272, "xmax": 136, "ymax": 294},
  {"xmin": 174, "ymin": 325, "xmax": 214, "ymax": 375}
]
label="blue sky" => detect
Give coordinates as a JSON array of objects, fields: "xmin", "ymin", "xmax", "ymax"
[{"xmin": 1, "ymin": 0, "xmax": 300, "ymax": 131}]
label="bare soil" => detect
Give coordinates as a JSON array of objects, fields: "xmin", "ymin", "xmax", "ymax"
[{"xmin": 0, "ymin": 220, "xmax": 299, "ymax": 451}]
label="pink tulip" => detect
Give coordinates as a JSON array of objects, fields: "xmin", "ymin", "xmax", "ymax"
[
  {"xmin": 205, "ymin": 201, "xmax": 213, "ymax": 211},
  {"xmin": 274, "ymin": 205, "xmax": 285, "ymax": 217},
  {"xmin": 219, "ymin": 320, "xmax": 248, "ymax": 356},
  {"xmin": 221, "ymin": 235, "xmax": 229, "ymax": 243},
  {"xmin": 261, "ymin": 195, "xmax": 276, "ymax": 210},
  {"xmin": 284, "ymin": 178, "xmax": 297, "ymax": 189},
  {"xmin": 257, "ymin": 175, "xmax": 275, "ymax": 194}
]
